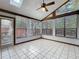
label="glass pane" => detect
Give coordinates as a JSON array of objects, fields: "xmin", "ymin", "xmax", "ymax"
[
  {"xmin": 56, "ymin": 0, "xmax": 79, "ymax": 15},
  {"xmin": 1, "ymin": 19, "xmax": 13, "ymax": 46},
  {"xmin": 46, "ymin": 20, "xmax": 53, "ymax": 35},
  {"xmin": 42, "ymin": 21, "xmax": 48, "ymax": 35},
  {"xmin": 42, "ymin": 20, "xmax": 53, "ymax": 35},
  {"xmin": 35, "ymin": 21, "xmax": 41, "ymax": 35},
  {"xmin": 55, "ymin": 18, "xmax": 64, "ymax": 36},
  {"xmin": 65, "ymin": 15, "xmax": 77, "ymax": 38},
  {"xmin": 31, "ymin": 20, "xmax": 37, "ymax": 36},
  {"xmin": 16, "ymin": 16, "xmax": 27, "ymax": 43}
]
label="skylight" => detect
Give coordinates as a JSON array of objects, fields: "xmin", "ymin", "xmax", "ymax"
[{"xmin": 10, "ymin": 0, "xmax": 23, "ymax": 8}]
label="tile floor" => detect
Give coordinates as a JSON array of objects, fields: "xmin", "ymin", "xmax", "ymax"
[{"xmin": 0, "ymin": 39, "xmax": 79, "ymax": 59}]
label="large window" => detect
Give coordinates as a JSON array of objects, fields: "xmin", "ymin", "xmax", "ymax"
[
  {"xmin": 15, "ymin": 16, "xmax": 41, "ymax": 44},
  {"xmin": 42, "ymin": 20, "xmax": 53, "ymax": 35},
  {"xmin": 42, "ymin": 21, "xmax": 47, "ymax": 35},
  {"xmin": 15, "ymin": 16, "xmax": 28, "ymax": 43},
  {"xmin": 46, "ymin": 20, "xmax": 53, "ymax": 35},
  {"xmin": 65, "ymin": 15, "xmax": 77, "ymax": 38},
  {"xmin": 35, "ymin": 21, "xmax": 41, "ymax": 35},
  {"xmin": 31, "ymin": 20, "xmax": 36, "ymax": 36},
  {"xmin": 31, "ymin": 20, "xmax": 41, "ymax": 36},
  {"xmin": 55, "ymin": 18, "xmax": 64, "ymax": 36},
  {"xmin": 16, "ymin": 19, "xmax": 27, "ymax": 38},
  {"xmin": 55, "ymin": 15, "xmax": 77, "ymax": 38}
]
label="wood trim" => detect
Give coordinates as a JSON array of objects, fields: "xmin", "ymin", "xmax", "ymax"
[
  {"xmin": 0, "ymin": 15, "xmax": 15, "ymax": 19},
  {"xmin": 13, "ymin": 18, "xmax": 16, "ymax": 45},
  {"xmin": 42, "ymin": 0, "xmax": 69, "ymax": 21},
  {"xmin": 0, "ymin": 8, "xmax": 41, "ymax": 21},
  {"xmin": 53, "ymin": 11, "xmax": 56, "ymax": 17},
  {"xmin": 76, "ymin": 15, "xmax": 78, "ymax": 38},
  {"xmin": 64, "ymin": 17, "xmax": 66, "ymax": 37},
  {"xmin": 0, "ymin": 18, "xmax": 1, "ymax": 48},
  {"xmin": 43, "ymin": 10, "xmax": 79, "ymax": 20},
  {"xmin": 42, "ymin": 38, "xmax": 79, "ymax": 47},
  {"xmin": 15, "ymin": 37, "xmax": 42, "ymax": 45}
]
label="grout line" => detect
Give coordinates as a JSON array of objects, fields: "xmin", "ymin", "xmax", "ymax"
[
  {"xmin": 50, "ymin": 43, "xmax": 63, "ymax": 59},
  {"xmin": 12, "ymin": 46, "xmax": 21, "ymax": 59},
  {"xmin": 74, "ymin": 46, "xmax": 77, "ymax": 59},
  {"xmin": 7, "ymin": 47, "xmax": 11, "ymax": 59},
  {"xmin": 58, "ymin": 44, "xmax": 65, "ymax": 59}
]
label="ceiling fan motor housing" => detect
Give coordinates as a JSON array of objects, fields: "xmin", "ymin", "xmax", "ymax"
[{"xmin": 41, "ymin": 3, "xmax": 46, "ymax": 7}]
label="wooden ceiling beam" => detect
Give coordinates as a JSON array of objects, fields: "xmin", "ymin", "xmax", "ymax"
[
  {"xmin": 43, "ymin": 10, "xmax": 79, "ymax": 20},
  {"xmin": 42, "ymin": 0, "xmax": 69, "ymax": 21}
]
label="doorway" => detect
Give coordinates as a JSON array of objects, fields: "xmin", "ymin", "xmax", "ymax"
[{"xmin": 0, "ymin": 16, "xmax": 15, "ymax": 47}]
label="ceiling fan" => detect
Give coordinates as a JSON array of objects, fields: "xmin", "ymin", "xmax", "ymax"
[{"xmin": 37, "ymin": 0, "xmax": 55, "ymax": 12}]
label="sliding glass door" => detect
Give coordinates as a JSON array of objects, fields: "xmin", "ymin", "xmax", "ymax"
[{"xmin": 0, "ymin": 18, "xmax": 14, "ymax": 46}]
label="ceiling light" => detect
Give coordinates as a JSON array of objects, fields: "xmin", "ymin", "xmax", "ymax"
[{"xmin": 41, "ymin": 7, "xmax": 46, "ymax": 12}]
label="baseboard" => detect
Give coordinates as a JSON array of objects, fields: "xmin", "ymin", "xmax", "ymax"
[
  {"xmin": 42, "ymin": 37, "xmax": 79, "ymax": 47},
  {"xmin": 15, "ymin": 37, "xmax": 42, "ymax": 45}
]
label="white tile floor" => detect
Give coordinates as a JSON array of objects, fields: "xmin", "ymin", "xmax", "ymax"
[{"xmin": 0, "ymin": 39, "xmax": 79, "ymax": 59}]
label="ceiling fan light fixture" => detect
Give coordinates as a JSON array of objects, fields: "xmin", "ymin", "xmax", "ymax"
[
  {"xmin": 37, "ymin": 0, "xmax": 55, "ymax": 12},
  {"xmin": 41, "ymin": 7, "xmax": 46, "ymax": 12}
]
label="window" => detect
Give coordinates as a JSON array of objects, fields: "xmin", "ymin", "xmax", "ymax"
[
  {"xmin": 42, "ymin": 20, "xmax": 53, "ymax": 35},
  {"xmin": 46, "ymin": 20, "xmax": 53, "ymax": 35},
  {"xmin": 35, "ymin": 21, "xmax": 41, "ymax": 35},
  {"xmin": 31, "ymin": 20, "xmax": 35, "ymax": 36},
  {"xmin": 55, "ymin": 18, "xmax": 64, "ymax": 36},
  {"xmin": 65, "ymin": 15, "xmax": 77, "ymax": 38},
  {"xmin": 15, "ymin": 16, "xmax": 27, "ymax": 43},
  {"xmin": 42, "ymin": 21, "xmax": 47, "ymax": 35},
  {"xmin": 31, "ymin": 20, "xmax": 41, "ymax": 36},
  {"xmin": 55, "ymin": 15, "xmax": 77, "ymax": 38}
]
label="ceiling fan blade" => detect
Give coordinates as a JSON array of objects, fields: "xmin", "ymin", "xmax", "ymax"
[
  {"xmin": 36, "ymin": 7, "xmax": 42, "ymax": 10},
  {"xmin": 46, "ymin": 1, "xmax": 55, "ymax": 6},
  {"xmin": 45, "ymin": 6, "xmax": 48, "ymax": 12}
]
